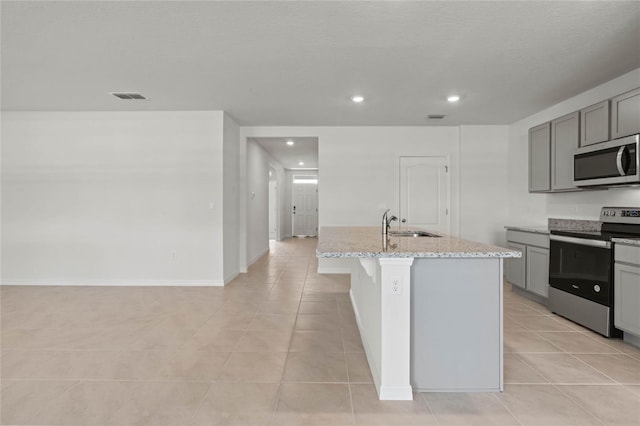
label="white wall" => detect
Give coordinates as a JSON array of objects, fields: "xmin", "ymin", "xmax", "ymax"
[
  {"xmin": 242, "ymin": 126, "xmax": 514, "ymax": 273},
  {"xmin": 459, "ymin": 125, "xmax": 510, "ymax": 246},
  {"xmin": 245, "ymin": 140, "xmax": 271, "ymax": 265},
  {"xmin": 271, "ymin": 163, "xmax": 287, "ymax": 241},
  {"xmin": 243, "ymin": 126, "xmax": 463, "ymax": 230},
  {"xmin": 242, "ymin": 125, "xmax": 514, "ymax": 246},
  {"xmin": 508, "ymin": 68, "xmax": 640, "ymax": 225},
  {"xmin": 1, "ymin": 111, "xmax": 238, "ymax": 285},
  {"xmin": 223, "ymin": 112, "xmax": 241, "ymax": 282}
]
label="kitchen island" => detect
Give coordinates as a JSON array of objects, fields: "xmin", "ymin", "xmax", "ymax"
[{"xmin": 317, "ymin": 226, "xmax": 521, "ymax": 400}]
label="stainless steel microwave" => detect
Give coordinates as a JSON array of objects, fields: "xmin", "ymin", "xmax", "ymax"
[{"xmin": 574, "ymin": 134, "xmax": 639, "ymax": 187}]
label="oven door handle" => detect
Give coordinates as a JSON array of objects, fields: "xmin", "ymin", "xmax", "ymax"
[{"xmin": 550, "ymin": 234, "xmax": 611, "ymax": 249}]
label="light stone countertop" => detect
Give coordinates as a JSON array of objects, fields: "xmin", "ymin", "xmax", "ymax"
[
  {"xmin": 612, "ymin": 238, "xmax": 640, "ymax": 247},
  {"xmin": 506, "ymin": 218, "xmax": 602, "ymax": 235},
  {"xmin": 504, "ymin": 226, "xmax": 550, "ymax": 235},
  {"xmin": 317, "ymin": 226, "xmax": 521, "ymax": 259}
]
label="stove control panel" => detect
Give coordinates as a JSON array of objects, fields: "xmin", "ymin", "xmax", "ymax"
[
  {"xmin": 601, "ymin": 207, "xmax": 640, "ymax": 224},
  {"xmin": 621, "ymin": 209, "xmax": 640, "ymax": 217}
]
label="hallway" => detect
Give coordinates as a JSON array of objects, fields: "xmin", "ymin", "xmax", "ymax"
[{"xmin": 2, "ymin": 237, "xmax": 639, "ymax": 425}]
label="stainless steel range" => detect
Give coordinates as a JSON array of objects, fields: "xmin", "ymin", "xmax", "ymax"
[{"xmin": 549, "ymin": 207, "xmax": 640, "ymax": 337}]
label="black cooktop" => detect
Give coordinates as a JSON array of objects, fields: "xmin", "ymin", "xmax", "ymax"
[{"xmin": 551, "ymin": 223, "xmax": 640, "ymax": 241}]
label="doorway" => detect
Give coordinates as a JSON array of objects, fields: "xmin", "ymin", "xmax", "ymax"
[
  {"xmin": 292, "ymin": 175, "xmax": 318, "ymax": 237},
  {"xmin": 399, "ymin": 156, "xmax": 450, "ymax": 234}
]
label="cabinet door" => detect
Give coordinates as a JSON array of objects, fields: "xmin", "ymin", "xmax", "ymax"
[
  {"xmin": 614, "ymin": 262, "xmax": 640, "ymax": 336},
  {"xmin": 611, "ymin": 88, "xmax": 640, "ymax": 139},
  {"xmin": 526, "ymin": 246, "xmax": 549, "ymax": 297},
  {"xmin": 506, "ymin": 242, "xmax": 526, "ymax": 289},
  {"xmin": 529, "ymin": 122, "xmax": 551, "ymax": 192},
  {"xmin": 551, "ymin": 112, "xmax": 580, "ymax": 191},
  {"xmin": 580, "ymin": 100, "xmax": 610, "ymax": 146}
]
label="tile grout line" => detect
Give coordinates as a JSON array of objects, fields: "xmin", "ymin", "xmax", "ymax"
[
  {"xmin": 569, "ymin": 352, "xmax": 640, "ymax": 387},
  {"xmin": 185, "ymin": 380, "xmax": 215, "ymax": 426},
  {"xmin": 26, "ymin": 379, "xmax": 83, "ymax": 424},
  {"xmin": 418, "ymin": 392, "xmax": 442, "ymax": 426},
  {"xmin": 548, "ymin": 382, "xmax": 607, "ymax": 426},
  {"xmin": 532, "ymin": 329, "xmax": 624, "ymax": 355},
  {"xmin": 489, "ymin": 391, "xmax": 525, "ymax": 426},
  {"xmin": 268, "ymin": 382, "xmax": 283, "ymax": 426},
  {"xmin": 346, "ymin": 383, "xmax": 356, "ymax": 426}
]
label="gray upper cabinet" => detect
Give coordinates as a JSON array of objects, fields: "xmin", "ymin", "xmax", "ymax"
[
  {"xmin": 528, "ymin": 87, "xmax": 639, "ymax": 193},
  {"xmin": 551, "ymin": 112, "xmax": 580, "ymax": 191},
  {"xmin": 580, "ymin": 100, "xmax": 610, "ymax": 146},
  {"xmin": 529, "ymin": 122, "xmax": 551, "ymax": 192},
  {"xmin": 611, "ymin": 88, "xmax": 640, "ymax": 139}
]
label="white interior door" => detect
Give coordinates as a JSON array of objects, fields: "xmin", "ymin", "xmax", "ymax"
[
  {"xmin": 292, "ymin": 176, "xmax": 318, "ymax": 237},
  {"xmin": 399, "ymin": 156, "xmax": 450, "ymax": 234}
]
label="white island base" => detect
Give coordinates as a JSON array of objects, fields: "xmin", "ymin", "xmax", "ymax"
[{"xmin": 351, "ymin": 256, "xmax": 504, "ymax": 400}]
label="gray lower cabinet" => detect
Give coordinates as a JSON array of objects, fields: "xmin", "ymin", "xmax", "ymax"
[
  {"xmin": 580, "ymin": 100, "xmax": 610, "ymax": 146},
  {"xmin": 506, "ymin": 242, "xmax": 526, "ymax": 289},
  {"xmin": 551, "ymin": 112, "xmax": 580, "ymax": 191},
  {"xmin": 611, "ymin": 88, "xmax": 640, "ymax": 139},
  {"xmin": 505, "ymin": 230, "xmax": 550, "ymax": 299},
  {"xmin": 529, "ymin": 123, "xmax": 551, "ymax": 192},
  {"xmin": 526, "ymin": 246, "xmax": 550, "ymax": 298},
  {"xmin": 614, "ymin": 244, "xmax": 640, "ymax": 337}
]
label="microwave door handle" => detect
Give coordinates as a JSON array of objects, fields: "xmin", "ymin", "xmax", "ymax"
[{"xmin": 616, "ymin": 146, "xmax": 627, "ymax": 176}]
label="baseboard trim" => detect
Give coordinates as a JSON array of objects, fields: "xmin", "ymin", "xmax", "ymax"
[
  {"xmin": 317, "ymin": 266, "xmax": 352, "ymax": 274},
  {"xmin": 0, "ymin": 279, "xmax": 225, "ymax": 287},
  {"xmin": 247, "ymin": 246, "xmax": 270, "ymax": 266},
  {"xmin": 224, "ymin": 271, "xmax": 239, "ymax": 285},
  {"xmin": 378, "ymin": 385, "xmax": 414, "ymax": 401}
]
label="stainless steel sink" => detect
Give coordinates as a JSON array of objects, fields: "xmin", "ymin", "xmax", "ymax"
[{"xmin": 390, "ymin": 230, "xmax": 441, "ymax": 238}]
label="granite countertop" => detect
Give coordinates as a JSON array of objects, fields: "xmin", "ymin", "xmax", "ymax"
[
  {"xmin": 612, "ymin": 238, "xmax": 640, "ymax": 247},
  {"xmin": 506, "ymin": 218, "xmax": 602, "ymax": 235},
  {"xmin": 317, "ymin": 226, "xmax": 521, "ymax": 259},
  {"xmin": 504, "ymin": 225, "xmax": 550, "ymax": 235}
]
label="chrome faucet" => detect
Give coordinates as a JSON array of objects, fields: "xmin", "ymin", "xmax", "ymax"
[{"xmin": 381, "ymin": 209, "xmax": 398, "ymax": 236}]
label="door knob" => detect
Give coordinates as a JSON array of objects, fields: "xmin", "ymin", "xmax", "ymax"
[{"xmin": 401, "ymin": 218, "xmax": 407, "ymax": 223}]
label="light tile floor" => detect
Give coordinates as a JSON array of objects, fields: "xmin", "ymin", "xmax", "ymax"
[{"xmin": 2, "ymin": 237, "xmax": 640, "ymax": 425}]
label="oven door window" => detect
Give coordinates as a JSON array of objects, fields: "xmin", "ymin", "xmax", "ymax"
[{"xmin": 549, "ymin": 240, "xmax": 611, "ymax": 305}]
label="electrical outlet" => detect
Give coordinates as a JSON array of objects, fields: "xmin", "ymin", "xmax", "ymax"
[{"xmin": 391, "ymin": 276, "xmax": 401, "ymax": 295}]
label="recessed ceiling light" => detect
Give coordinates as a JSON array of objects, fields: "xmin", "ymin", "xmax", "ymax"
[
  {"xmin": 286, "ymin": 140, "xmax": 295, "ymax": 146},
  {"xmin": 447, "ymin": 95, "xmax": 460, "ymax": 103},
  {"xmin": 298, "ymin": 161, "xmax": 305, "ymax": 166},
  {"xmin": 351, "ymin": 95, "xmax": 364, "ymax": 103}
]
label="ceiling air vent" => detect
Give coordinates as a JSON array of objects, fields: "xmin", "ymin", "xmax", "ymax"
[
  {"xmin": 111, "ymin": 92, "xmax": 147, "ymax": 100},
  {"xmin": 427, "ymin": 114, "xmax": 446, "ymax": 120}
]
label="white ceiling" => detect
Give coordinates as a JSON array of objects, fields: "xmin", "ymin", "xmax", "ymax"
[
  {"xmin": 252, "ymin": 137, "xmax": 319, "ymax": 170},
  {"xmin": 2, "ymin": 1, "xmax": 639, "ymax": 126}
]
